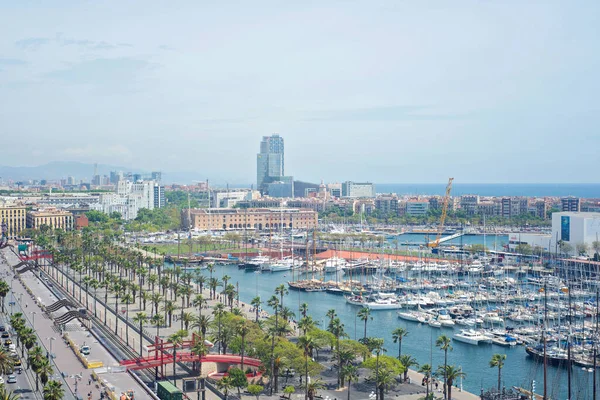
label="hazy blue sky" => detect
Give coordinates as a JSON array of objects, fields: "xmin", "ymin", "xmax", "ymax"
[{"xmin": 1, "ymin": 1, "xmax": 599, "ymax": 184}]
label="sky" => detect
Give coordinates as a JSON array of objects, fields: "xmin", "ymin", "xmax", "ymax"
[{"xmin": 1, "ymin": 1, "xmax": 599, "ymax": 184}]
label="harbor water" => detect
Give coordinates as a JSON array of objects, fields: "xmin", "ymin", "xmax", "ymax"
[{"xmin": 202, "ymin": 264, "xmax": 596, "ymax": 400}]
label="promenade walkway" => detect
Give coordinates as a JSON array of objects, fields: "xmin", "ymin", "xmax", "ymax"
[{"xmin": 1, "ymin": 248, "xmax": 148, "ymax": 400}]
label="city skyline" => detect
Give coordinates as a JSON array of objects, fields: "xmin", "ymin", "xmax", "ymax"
[{"xmin": 1, "ymin": 1, "xmax": 599, "ymax": 183}]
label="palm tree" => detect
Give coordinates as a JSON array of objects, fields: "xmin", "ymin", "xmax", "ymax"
[
  {"xmin": 43, "ymin": 380, "xmax": 65, "ymax": 400},
  {"xmin": 436, "ymin": 335, "xmax": 452, "ymax": 399},
  {"xmin": 357, "ymin": 307, "xmax": 372, "ymax": 339},
  {"xmin": 436, "ymin": 365, "xmax": 465, "ymax": 400},
  {"xmin": 489, "ymin": 353, "xmax": 507, "ymax": 393},
  {"xmin": 133, "ymin": 312, "xmax": 148, "ymax": 356},
  {"xmin": 163, "ymin": 300, "xmax": 177, "ymax": 327},
  {"xmin": 38, "ymin": 359, "xmax": 54, "ymax": 388},
  {"xmin": 213, "ymin": 303, "xmax": 226, "ymax": 354},
  {"xmin": 275, "ymin": 284, "xmax": 288, "ymax": 309},
  {"xmin": 326, "ymin": 309, "xmax": 337, "ymax": 328},
  {"xmin": 167, "ymin": 330, "xmax": 188, "ymax": 386},
  {"xmin": 151, "ymin": 313, "xmax": 164, "ymax": 338},
  {"xmin": 250, "ymin": 296, "xmax": 262, "ymax": 323},
  {"xmin": 299, "ymin": 302, "xmax": 309, "ymax": 318},
  {"xmin": 237, "ymin": 320, "xmax": 250, "ymax": 371},
  {"xmin": 298, "ymin": 316, "xmax": 316, "ymax": 335},
  {"xmin": 399, "ymin": 354, "xmax": 418, "ymax": 383},
  {"xmin": 194, "ymin": 315, "xmax": 212, "ymax": 337},
  {"xmin": 329, "ymin": 317, "xmax": 346, "ymax": 388},
  {"xmin": 150, "ymin": 293, "xmax": 163, "ymax": 317},
  {"xmin": 0, "ymin": 385, "xmax": 21, "ymax": 400},
  {"xmin": 191, "ymin": 337, "xmax": 208, "ymax": 376},
  {"xmin": 297, "ymin": 335, "xmax": 315, "ymax": 400},
  {"xmin": 111, "ymin": 282, "xmax": 123, "ymax": 335},
  {"xmin": 121, "ymin": 292, "xmax": 134, "ymax": 344},
  {"xmin": 418, "ymin": 364, "xmax": 432, "ymax": 399},
  {"xmin": 305, "ymin": 379, "xmax": 325, "ymax": 400},
  {"xmin": 216, "ymin": 376, "xmax": 233, "ymax": 400},
  {"xmin": 392, "ymin": 327, "xmax": 408, "ymax": 359},
  {"xmin": 0, "ymin": 280, "xmax": 10, "ymax": 313},
  {"xmin": 193, "ymin": 294, "xmax": 206, "ymax": 318},
  {"xmin": 0, "ymin": 348, "xmax": 14, "ymax": 375},
  {"xmin": 342, "ymin": 364, "xmax": 359, "ymax": 400},
  {"xmin": 181, "ymin": 311, "xmax": 194, "ymax": 330}
]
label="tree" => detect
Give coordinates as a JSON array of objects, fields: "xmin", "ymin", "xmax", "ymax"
[
  {"xmin": 435, "ymin": 365, "xmax": 465, "ymax": 400},
  {"xmin": 418, "ymin": 364, "xmax": 432, "ymax": 399},
  {"xmin": 0, "ymin": 385, "xmax": 21, "ymax": 400},
  {"xmin": 250, "ymin": 296, "xmax": 262, "ymax": 323},
  {"xmin": 228, "ymin": 367, "xmax": 248, "ymax": 397},
  {"xmin": 297, "ymin": 335, "xmax": 316, "ymax": 400},
  {"xmin": 357, "ymin": 307, "xmax": 372, "ymax": 340},
  {"xmin": 216, "ymin": 376, "xmax": 233, "ymax": 400},
  {"xmin": 576, "ymin": 242, "xmax": 589, "ymax": 256},
  {"xmin": 132, "ymin": 312, "xmax": 148, "ymax": 356},
  {"xmin": 191, "ymin": 338, "xmax": 208, "ymax": 377},
  {"xmin": 593, "ymin": 240, "xmax": 600, "ymax": 260},
  {"xmin": 436, "ymin": 335, "xmax": 452, "ymax": 399},
  {"xmin": 43, "ymin": 380, "xmax": 65, "ymax": 400},
  {"xmin": 283, "ymin": 385, "xmax": 295, "ymax": 400},
  {"xmin": 515, "ymin": 243, "xmax": 532, "ymax": 255},
  {"xmin": 560, "ymin": 241, "xmax": 573, "ymax": 256},
  {"xmin": 167, "ymin": 330, "xmax": 188, "ymax": 386},
  {"xmin": 0, "ymin": 349, "xmax": 15, "ymax": 375},
  {"xmin": 489, "ymin": 353, "xmax": 506, "ymax": 393},
  {"xmin": 0, "ymin": 280, "xmax": 10, "ymax": 313},
  {"xmin": 342, "ymin": 364, "xmax": 359, "ymax": 400},
  {"xmin": 392, "ymin": 327, "xmax": 408, "ymax": 359},
  {"xmin": 304, "ymin": 379, "xmax": 325, "ymax": 400},
  {"xmin": 399, "ymin": 354, "xmax": 418, "ymax": 383},
  {"xmin": 248, "ymin": 384, "xmax": 264, "ymax": 400}
]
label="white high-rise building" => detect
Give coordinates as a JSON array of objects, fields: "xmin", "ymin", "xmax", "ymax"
[{"xmin": 93, "ymin": 180, "xmax": 165, "ymax": 220}]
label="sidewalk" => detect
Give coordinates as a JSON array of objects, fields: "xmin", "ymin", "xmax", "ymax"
[{"xmin": 1, "ymin": 248, "xmax": 147, "ymax": 400}]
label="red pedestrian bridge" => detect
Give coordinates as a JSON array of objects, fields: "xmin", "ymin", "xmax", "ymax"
[
  {"xmin": 121, "ymin": 353, "xmax": 262, "ymax": 371},
  {"xmin": 119, "ymin": 333, "xmax": 263, "ymax": 375}
]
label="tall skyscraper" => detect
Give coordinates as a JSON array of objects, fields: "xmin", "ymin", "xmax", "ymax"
[{"xmin": 257, "ymin": 134, "xmax": 284, "ymax": 193}]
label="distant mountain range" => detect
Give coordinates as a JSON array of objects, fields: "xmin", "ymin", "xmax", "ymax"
[{"xmin": 0, "ymin": 161, "xmax": 244, "ymax": 186}]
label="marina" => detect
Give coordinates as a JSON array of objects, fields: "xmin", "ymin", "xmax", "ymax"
[{"xmin": 198, "ymin": 259, "xmax": 600, "ymax": 400}]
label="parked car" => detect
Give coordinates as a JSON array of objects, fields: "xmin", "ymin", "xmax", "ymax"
[
  {"xmin": 6, "ymin": 375, "xmax": 16, "ymax": 384},
  {"xmin": 80, "ymin": 345, "xmax": 91, "ymax": 356}
]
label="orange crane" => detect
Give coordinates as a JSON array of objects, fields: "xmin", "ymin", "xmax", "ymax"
[{"xmin": 428, "ymin": 177, "xmax": 454, "ymax": 248}]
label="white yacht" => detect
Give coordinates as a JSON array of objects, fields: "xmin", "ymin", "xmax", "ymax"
[
  {"xmin": 323, "ymin": 257, "xmax": 347, "ymax": 273},
  {"xmin": 453, "ymin": 329, "xmax": 491, "ymax": 345},
  {"xmin": 365, "ymin": 296, "xmax": 401, "ymax": 310}
]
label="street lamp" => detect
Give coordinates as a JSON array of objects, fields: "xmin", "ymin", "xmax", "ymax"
[
  {"xmin": 46, "ymin": 337, "xmax": 56, "ymax": 359},
  {"xmin": 30, "ymin": 312, "xmax": 37, "ymax": 329}
]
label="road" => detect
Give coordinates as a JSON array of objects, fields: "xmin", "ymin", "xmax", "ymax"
[{"xmin": 1, "ymin": 248, "xmax": 148, "ymax": 400}]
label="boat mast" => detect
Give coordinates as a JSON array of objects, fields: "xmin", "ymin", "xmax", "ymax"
[
  {"xmin": 188, "ymin": 192, "xmax": 192, "ymax": 260},
  {"xmin": 567, "ymin": 284, "xmax": 572, "ymax": 400},
  {"xmin": 594, "ymin": 287, "xmax": 598, "ymax": 400},
  {"xmin": 543, "ymin": 282, "xmax": 548, "ymax": 400}
]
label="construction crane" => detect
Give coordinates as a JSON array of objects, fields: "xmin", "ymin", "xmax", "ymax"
[{"xmin": 428, "ymin": 177, "xmax": 454, "ymax": 248}]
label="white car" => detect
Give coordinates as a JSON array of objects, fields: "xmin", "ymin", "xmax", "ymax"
[
  {"xmin": 7, "ymin": 375, "xmax": 16, "ymax": 384},
  {"xmin": 0, "ymin": 377, "xmax": 4, "ymax": 384},
  {"xmin": 80, "ymin": 345, "xmax": 91, "ymax": 356}
]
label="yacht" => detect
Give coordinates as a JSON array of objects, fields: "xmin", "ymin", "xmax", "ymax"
[
  {"xmin": 245, "ymin": 255, "xmax": 271, "ymax": 272},
  {"xmin": 323, "ymin": 257, "xmax": 347, "ymax": 273},
  {"xmin": 365, "ymin": 296, "xmax": 401, "ymax": 310},
  {"xmin": 428, "ymin": 319, "xmax": 442, "ymax": 328},
  {"xmin": 269, "ymin": 262, "xmax": 292, "ymax": 272},
  {"xmin": 454, "ymin": 329, "xmax": 491, "ymax": 345}
]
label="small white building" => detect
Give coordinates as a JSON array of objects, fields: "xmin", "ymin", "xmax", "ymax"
[
  {"xmin": 551, "ymin": 212, "xmax": 600, "ymax": 254},
  {"xmin": 507, "ymin": 232, "xmax": 554, "ymax": 252}
]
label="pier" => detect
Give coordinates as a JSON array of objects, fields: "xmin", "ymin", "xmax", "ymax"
[{"xmin": 427, "ymin": 231, "xmax": 464, "ymax": 246}]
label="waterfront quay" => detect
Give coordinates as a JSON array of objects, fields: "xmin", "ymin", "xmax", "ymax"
[{"xmin": 5, "ymin": 239, "xmax": 492, "ymax": 400}]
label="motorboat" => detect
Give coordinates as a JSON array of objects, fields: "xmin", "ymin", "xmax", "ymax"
[
  {"xmin": 428, "ymin": 319, "xmax": 442, "ymax": 328},
  {"xmin": 453, "ymin": 329, "xmax": 492, "ymax": 345}
]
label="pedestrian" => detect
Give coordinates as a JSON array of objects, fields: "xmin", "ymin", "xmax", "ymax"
[{"xmin": 89, "ymin": 377, "xmax": 92, "ymax": 385}]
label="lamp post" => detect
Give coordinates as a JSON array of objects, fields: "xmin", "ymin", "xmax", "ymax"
[
  {"xmin": 46, "ymin": 337, "xmax": 56, "ymax": 359},
  {"xmin": 30, "ymin": 312, "xmax": 37, "ymax": 330}
]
